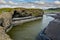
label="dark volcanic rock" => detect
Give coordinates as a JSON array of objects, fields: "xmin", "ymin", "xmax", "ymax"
[{"xmin": 45, "ymin": 19, "xmax": 60, "ymax": 40}]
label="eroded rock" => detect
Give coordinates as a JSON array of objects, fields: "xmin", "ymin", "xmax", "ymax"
[
  {"xmin": 0, "ymin": 12, "xmax": 13, "ymax": 31},
  {"xmin": 0, "ymin": 26, "xmax": 12, "ymax": 40}
]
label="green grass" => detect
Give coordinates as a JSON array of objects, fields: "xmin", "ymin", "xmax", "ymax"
[
  {"xmin": 0, "ymin": 8, "xmax": 13, "ymax": 13},
  {"xmin": 44, "ymin": 10, "xmax": 60, "ymax": 13}
]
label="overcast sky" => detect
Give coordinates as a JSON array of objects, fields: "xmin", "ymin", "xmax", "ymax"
[{"xmin": 0, "ymin": 0, "xmax": 60, "ymax": 9}]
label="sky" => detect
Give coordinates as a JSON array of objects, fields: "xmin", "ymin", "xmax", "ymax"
[{"xmin": 0, "ymin": 0, "xmax": 60, "ymax": 9}]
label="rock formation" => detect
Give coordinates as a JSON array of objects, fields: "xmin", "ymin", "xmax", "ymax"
[
  {"xmin": 0, "ymin": 12, "xmax": 13, "ymax": 40},
  {"xmin": 0, "ymin": 26, "xmax": 12, "ymax": 40}
]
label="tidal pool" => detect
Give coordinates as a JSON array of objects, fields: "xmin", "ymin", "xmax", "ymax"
[{"xmin": 7, "ymin": 15, "xmax": 54, "ymax": 40}]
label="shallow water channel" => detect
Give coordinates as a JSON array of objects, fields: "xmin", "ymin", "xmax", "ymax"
[{"xmin": 7, "ymin": 14, "xmax": 54, "ymax": 40}]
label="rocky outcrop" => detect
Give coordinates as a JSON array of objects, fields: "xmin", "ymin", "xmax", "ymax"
[
  {"xmin": 0, "ymin": 12, "xmax": 13, "ymax": 40},
  {"xmin": 0, "ymin": 26, "xmax": 12, "ymax": 40},
  {"xmin": 0, "ymin": 12, "xmax": 13, "ymax": 32}
]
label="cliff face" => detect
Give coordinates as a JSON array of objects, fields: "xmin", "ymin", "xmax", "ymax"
[
  {"xmin": 14, "ymin": 8, "xmax": 44, "ymax": 17},
  {"xmin": 1, "ymin": 12, "xmax": 12, "ymax": 30},
  {"xmin": 0, "ymin": 12, "xmax": 13, "ymax": 31},
  {"xmin": 0, "ymin": 26, "xmax": 12, "ymax": 40},
  {"xmin": 0, "ymin": 12, "xmax": 13, "ymax": 40}
]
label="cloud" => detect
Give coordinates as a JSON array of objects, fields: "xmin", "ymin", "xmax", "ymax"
[
  {"xmin": 34, "ymin": 1, "xmax": 45, "ymax": 4},
  {"xmin": 0, "ymin": 5, "xmax": 18, "ymax": 8},
  {"xmin": 33, "ymin": 1, "xmax": 60, "ymax": 9},
  {"xmin": 9, "ymin": 1, "xmax": 15, "ymax": 4},
  {"xmin": 0, "ymin": 5, "xmax": 11, "ymax": 8},
  {"xmin": 15, "ymin": 3, "xmax": 18, "ymax": 5},
  {"xmin": 8, "ymin": 1, "xmax": 18, "ymax": 5},
  {"xmin": 0, "ymin": 0, "xmax": 6, "ymax": 4},
  {"xmin": 0, "ymin": 0, "xmax": 60, "ymax": 9},
  {"xmin": 54, "ymin": 1, "xmax": 60, "ymax": 4}
]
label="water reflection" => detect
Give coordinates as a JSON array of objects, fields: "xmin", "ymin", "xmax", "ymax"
[
  {"xmin": 7, "ymin": 14, "xmax": 54, "ymax": 40},
  {"xmin": 42, "ymin": 15, "xmax": 54, "ymax": 28}
]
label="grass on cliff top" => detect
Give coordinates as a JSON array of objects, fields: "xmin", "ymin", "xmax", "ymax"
[
  {"xmin": 0, "ymin": 8, "xmax": 43, "ymax": 14},
  {"xmin": 44, "ymin": 9, "xmax": 60, "ymax": 13},
  {"xmin": 0, "ymin": 8, "xmax": 13, "ymax": 13}
]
